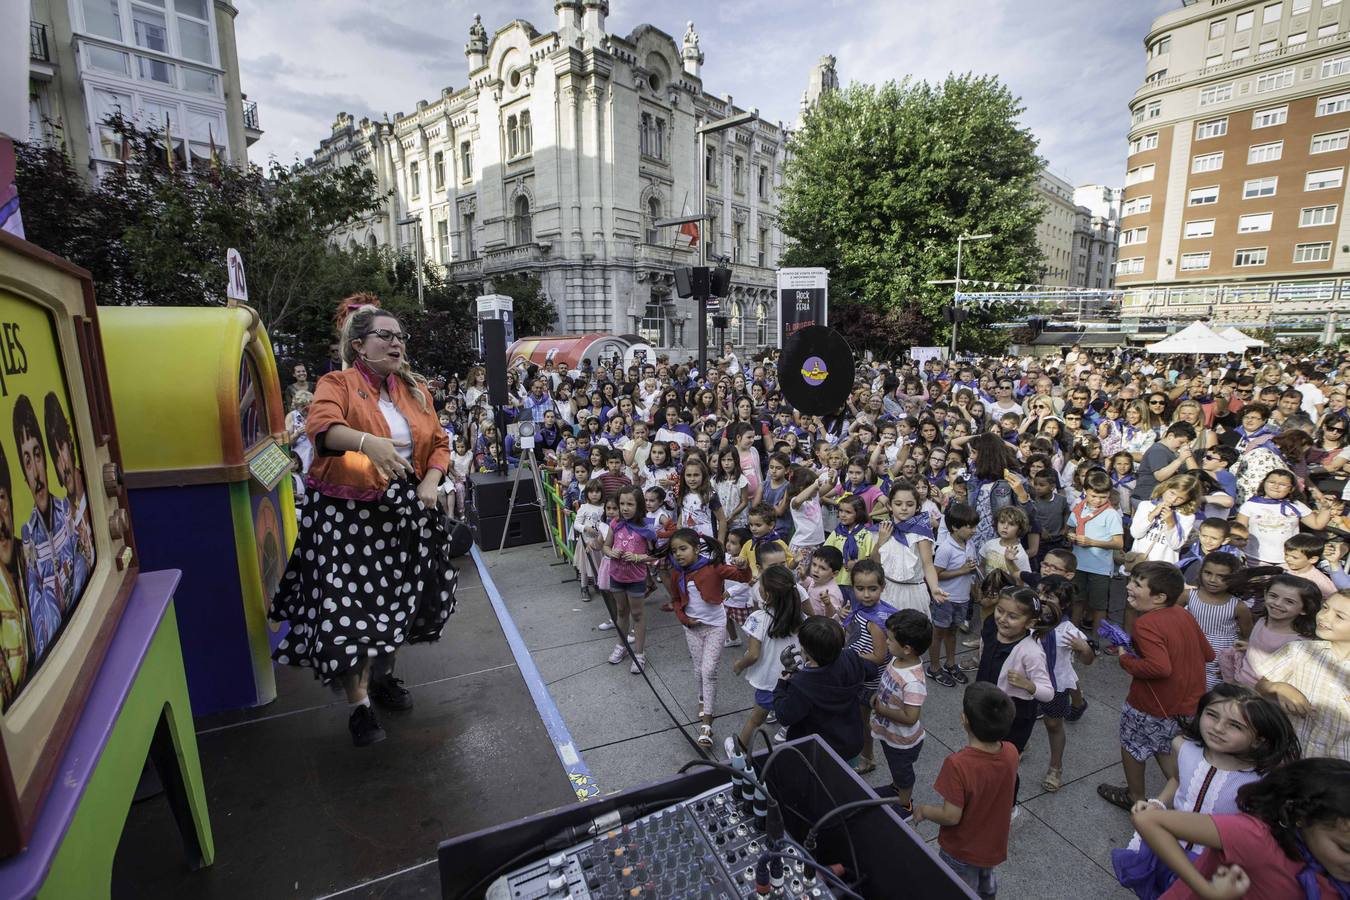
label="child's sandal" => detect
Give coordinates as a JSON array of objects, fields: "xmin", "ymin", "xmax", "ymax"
[
  {"xmin": 851, "ymin": 758, "xmax": 877, "ymax": 775},
  {"xmin": 696, "ymin": 724, "xmax": 714, "ymax": 747},
  {"xmin": 1096, "ymin": 783, "xmax": 1133, "ymax": 811},
  {"xmin": 1042, "ymin": 767, "xmax": 1063, "ymax": 793}
]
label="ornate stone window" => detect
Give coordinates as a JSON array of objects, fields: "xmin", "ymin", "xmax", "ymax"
[
  {"xmin": 640, "ymin": 298, "xmax": 665, "ymax": 346},
  {"xmin": 514, "ymin": 194, "xmax": 532, "ymax": 245}
]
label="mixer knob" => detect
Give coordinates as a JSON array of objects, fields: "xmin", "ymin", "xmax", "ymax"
[
  {"xmin": 546, "ymin": 874, "xmax": 567, "ymax": 891},
  {"xmin": 548, "ymin": 854, "xmax": 566, "ymax": 871}
]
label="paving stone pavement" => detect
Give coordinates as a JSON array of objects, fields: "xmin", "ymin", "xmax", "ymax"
[{"xmin": 483, "ymin": 543, "xmax": 1167, "ymax": 900}]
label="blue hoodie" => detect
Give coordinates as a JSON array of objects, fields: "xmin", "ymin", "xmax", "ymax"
[{"xmin": 773, "ymin": 651, "xmax": 878, "ymax": 760}]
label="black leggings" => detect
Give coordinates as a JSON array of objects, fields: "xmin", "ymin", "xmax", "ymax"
[{"xmin": 1008, "ymin": 707, "xmax": 1038, "ymax": 801}]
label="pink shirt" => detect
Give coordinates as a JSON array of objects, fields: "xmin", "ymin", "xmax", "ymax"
[{"xmin": 1160, "ymin": 813, "xmax": 1338, "ymax": 899}]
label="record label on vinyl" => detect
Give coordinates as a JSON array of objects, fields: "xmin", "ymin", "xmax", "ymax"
[{"xmin": 778, "ymin": 325, "xmax": 854, "ymax": 415}]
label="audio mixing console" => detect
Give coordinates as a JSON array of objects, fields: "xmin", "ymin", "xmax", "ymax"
[{"xmin": 486, "ymin": 783, "xmax": 842, "ymax": 900}]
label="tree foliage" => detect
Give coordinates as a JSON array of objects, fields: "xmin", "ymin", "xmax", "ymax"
[
  {"xmin": 779, "ymin": 74, "xmax": 1046, "ymax": 354},
  {"xmin": 14, "ymin": 116, "xmax": 555, "ymax": 377}
]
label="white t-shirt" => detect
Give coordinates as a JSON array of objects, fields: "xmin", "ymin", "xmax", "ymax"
[
  {"xmin": 790, "ymin": 496, "xmax": 825, "ymax": 548},
  {"xmin": 678, "ymin": 493, "xmax": 719, "ymax": 538},
  {"xmin": 1296, "ymin": 382, "xmax": 1326, "ymax": 420},
  {"xmin": 741, "ymin": 609, "xmax": 801, "ymax": 691},
  {"xmin": 716, "ymin": 475, "xmax": 750, "ymax": 524},
  {"xmin": 378, "ymin": 398, "xmax": 414, "ymax": 462},
  {"xmin": 979, "ymin": 537, "xmax": 1030, "ymax": 577},
  {"xmin": 1238, "ymin": 498, "xmax": 1310, "ymax": 564},
  {"xmin": 1050, "ymin": 620, "xmax": 1088, "ymax": 691},
  {"xmin": 683, "ymin": 571, "xmax": 726, "ymax": 627}
]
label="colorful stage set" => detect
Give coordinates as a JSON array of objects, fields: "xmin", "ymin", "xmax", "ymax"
[{"xmin": 0, "ymin": 231, "xmax": 297, "ymax": 897}]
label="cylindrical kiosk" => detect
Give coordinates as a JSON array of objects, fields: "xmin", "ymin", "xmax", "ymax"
[
  {"xmin": 99, "ymin": 306, "xmax": 296, "ymax": 715},
  {"xmin": 507, "ymin": 333, "xmax": 635, "ymax": 370}
]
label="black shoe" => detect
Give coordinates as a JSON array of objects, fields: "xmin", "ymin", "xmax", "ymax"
[
  {"xmin": 944, "ymin": 664, "xmax": 969, "ymax": 685},
  {"xmin": 1065, "ymin": 698, "xmax": 1089, "ymax": 722},
  {"xmin": 349, "ymin": 704, "xmax": 386, "ymax": 747},
  {"xmin": 926, "ymin": 665, "xmax": 956, "ymax": 687},
  {"xmin": 369, "ymin": 674, "xmax": 413, "ymax": 711}
]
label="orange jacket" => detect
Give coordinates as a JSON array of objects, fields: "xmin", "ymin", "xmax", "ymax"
[{"xmin": 305, "ymin": 361, "xmax": 449, "ymax": 501}]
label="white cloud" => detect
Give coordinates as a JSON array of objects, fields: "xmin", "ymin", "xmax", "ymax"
[{"xmin": 239, "ymin": 0, "xmax": 1171, "ymax": 185}]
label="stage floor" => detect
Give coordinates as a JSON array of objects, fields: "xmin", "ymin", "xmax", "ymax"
[{"xmin": 113, "ymin": 553, "xmax": 578, "ymax": 900}]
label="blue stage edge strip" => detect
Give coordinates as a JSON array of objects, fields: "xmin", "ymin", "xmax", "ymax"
[{"xmin": 469, "ymin": 545, "xmax": 601, "ymax": 801}]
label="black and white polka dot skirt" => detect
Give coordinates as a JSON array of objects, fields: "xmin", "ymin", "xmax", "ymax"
[{"xmin": 270, "ymin": 477, "xmax": 457, "ymax": 683}]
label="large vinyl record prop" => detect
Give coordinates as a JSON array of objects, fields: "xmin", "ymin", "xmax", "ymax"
[{"xmin": 778, "ymin": 325, "xmax": 854, "ymax": 415}]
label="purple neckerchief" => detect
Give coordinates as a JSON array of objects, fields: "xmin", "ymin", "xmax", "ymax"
[
  {"xmin": 1295, "ymin": 833, "xmax": 1350, "ymax": 899},
  {"xmin": 844, "ymin": 597, "xmax": 899, "ymax": 632},
  {"xmin": 892, "ymin": 514, "xmax": 935, "ymax": 546},
  {"xmin": 671, "ymin": 556, "xmax": 711, "ymax": 578},
  {"xmin": 1235, "ymin": 424, "xmax": 1275, "ymax": 443},
  {"xmin": 1247, "ymin": 495, "xmax": 1301, "ymax": 518},
  {"xmin": 611, "ymin": 517, "xmax": 658, "ymax": 543},
  {"xmin": 752, "ymin": 530, "xmax": 786, "ymax": 548},
  {"xmin": 1112, "ymin": 473, "xmax": 1136, "ymax": 491},
  {"xmin": 832, "ymin": 522, "xmax": 873, "ymax": 562}
]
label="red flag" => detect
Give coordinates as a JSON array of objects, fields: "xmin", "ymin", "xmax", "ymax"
[{"xmin": 678, "ymin": 220, "xmax": 699, "ymax": 249}]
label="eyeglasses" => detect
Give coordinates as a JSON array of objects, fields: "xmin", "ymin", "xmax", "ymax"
[
  {"xmin": 365, "ymin": 329, "xmax": 409, "ymax": 344},
  {"xmin": 1203, "ymin": 452, "xmax": 1221, "ymax": 460},
  {"xmin": 1326, "ymin": 423, "xmax": 1347, "ymax": 433},
  {"xmin": 1148, "ymin": 400, "xmax": 1167, "ymax": 406}
]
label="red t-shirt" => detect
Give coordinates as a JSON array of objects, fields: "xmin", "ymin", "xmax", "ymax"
[
  {"xmin": 934, "ymin": 742, "xmax": 1020, "ymax": 868},
  {"xmin": 1160, "ymin": 813, "xmax": 1339, "ymax": 899}
]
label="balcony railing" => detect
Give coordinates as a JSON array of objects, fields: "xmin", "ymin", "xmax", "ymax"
[
  {"xmin": 30, "ymin": 23, "xmax": 50, "ymax": 62},
  {"xmin": 242, "ymin": 99, "xmax": 260, "ymax": 131}
]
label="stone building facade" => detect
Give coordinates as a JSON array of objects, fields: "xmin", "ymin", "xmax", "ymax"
[{"xmin": 308, "ymin": 3, "xmax": 837, "ymax": 357}]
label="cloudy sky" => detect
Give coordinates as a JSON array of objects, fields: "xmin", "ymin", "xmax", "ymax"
[{"xmin": 238, "ymin": 0, "xmax": 1176, "ymax": 187}]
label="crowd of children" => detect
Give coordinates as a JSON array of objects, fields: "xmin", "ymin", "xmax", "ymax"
[{"xmin": 450, "ymin": 344, "xmax": 1350, "ymax": 899}]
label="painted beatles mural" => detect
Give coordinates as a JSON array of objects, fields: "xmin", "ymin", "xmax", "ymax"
[{"xmin": 0, "ymin": 295, "xmax": 95, "ymax": 711}]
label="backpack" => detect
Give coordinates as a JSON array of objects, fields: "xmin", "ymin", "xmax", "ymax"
[{"xmin": 988, "ymin": 478, "xmax": 1015, "ymax": 516}]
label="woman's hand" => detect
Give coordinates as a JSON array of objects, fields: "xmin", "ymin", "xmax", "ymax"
[
  {"xmin": 362, "ymin": 434, "xmax": 415, "ymax": 480},
  {"xmin": 416, "ymin": 475, "xmax": 440, "ymax": 510}
]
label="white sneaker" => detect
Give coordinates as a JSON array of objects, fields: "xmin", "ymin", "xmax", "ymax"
[
  {"xmin": 772, "ymin": 728, "xmax": 788, "ymax": 743},
  {"xmin": 724, "ymin": 636, "xmax": 743, "ymax": 648},
  {"xmin": 765, "ymin": 711, "xmax": 778, "ymax": 725},
  {"xmin": 1010, "ymin": 804, "xmax": 1021, "ymax": 822},
  {"xmin": 607, "ymin": 644, "xmax": 626, "ymax": 665},
  {"xmin": 598, "ymin": 621, "xmax": 616, "ymax": 631},
  {"xmin": 630, "ymin": 653, "xmax": 646, "ymax": 674}
]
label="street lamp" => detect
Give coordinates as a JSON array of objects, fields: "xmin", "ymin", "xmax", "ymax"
[
  {"xmin": 397, "ymin": 216, "xmax": 425, "ymax": 307},
  {"xmin": 951, "ymin": 232, "xmax": 993, "ymax": 356},
  {"xmin": 695, "ymin": 110, "xmax": 757, "ymax": 378}
]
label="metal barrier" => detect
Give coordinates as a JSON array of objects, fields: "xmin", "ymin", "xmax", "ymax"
[{"xmin": 538, "ymin": 470, "xmax": 574, "ymax": 563}]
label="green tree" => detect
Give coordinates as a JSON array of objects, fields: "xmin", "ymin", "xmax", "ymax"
[
  {"xmin": 15, "ymin": 117, "xmax": 555, "ymax": 378},
  {"xmin": 779, "ymin": 75, "xmax": 1045, "ymax": 354},
  {"xmin": 16, "ymin": 115, "xmax": 385, "ymax": 354}
]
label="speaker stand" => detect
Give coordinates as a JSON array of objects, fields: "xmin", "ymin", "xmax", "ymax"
[{"xmin": 496, "ymin": 450, "xmax": 557, "ymax": 560}]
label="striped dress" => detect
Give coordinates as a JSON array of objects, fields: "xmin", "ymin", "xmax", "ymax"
[{"xmin": 1185, "ymin": 589, "xmax": 1239, "ymax": 689}]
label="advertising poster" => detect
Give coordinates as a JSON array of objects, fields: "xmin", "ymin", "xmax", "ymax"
[
  {"xmin": 0, "ymin": 292, "xmax": 96, "ymax": 712},
  {"xmin": 776, "ymin": 268, "xmax": 829, "ymax": 348}
]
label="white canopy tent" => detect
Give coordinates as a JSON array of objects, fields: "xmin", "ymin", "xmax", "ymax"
[
  {"xmin": 1144, "ymin": 321, "xmax": 1249, "ymax": 355},
  {"xmin": 1217, "ymin": 326, "xmax": 1266, "ymax": 349}
]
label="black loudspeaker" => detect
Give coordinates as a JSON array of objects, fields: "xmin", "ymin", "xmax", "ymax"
[
  {"xmin": 470, "ymin": 470, "xmax": 538, "ymax": 518},
  {"xmin": 483, "ymin": 318, "xmax": 508, "ymax": 406},
  {"xmin": 470, "ymin": 510, "xmax": 548, "ymax": 549},
  {"xmin": 709, "ymin": 266, "xmax": 732, "ymax": 297},
  {"xmin": 674, "ymin": 266, "xmax": 710, "ymax": 299}
]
